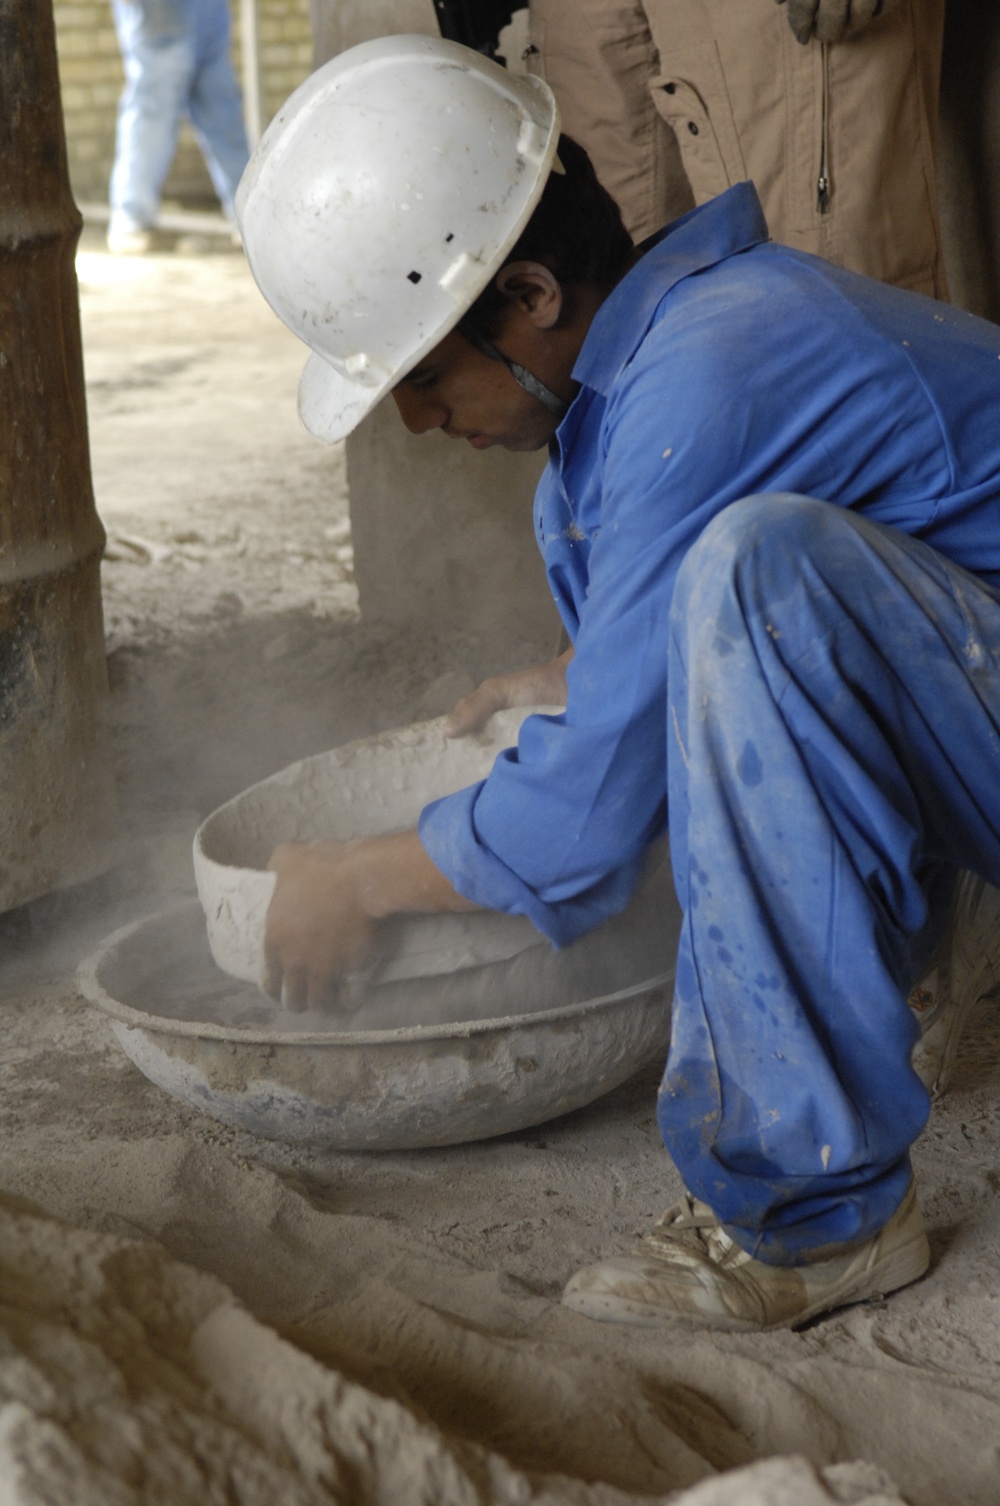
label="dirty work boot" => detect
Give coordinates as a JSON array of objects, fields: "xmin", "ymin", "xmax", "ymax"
[
  {"xmin": 910, "ymin": 872, "xmax": 1000, "ymax": 1100},
  {"xmin": 562, "ymin": 1182, "xmax": 929, "ymax": 1332}
]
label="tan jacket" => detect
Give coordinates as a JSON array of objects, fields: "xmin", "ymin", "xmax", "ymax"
[{"xmin": 529, "ymin": 0, "xmax": 947, "ymax": 296}]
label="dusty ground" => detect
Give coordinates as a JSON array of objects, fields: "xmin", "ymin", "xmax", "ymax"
[{"xmin": 2, "ymin": 228, "xmax": 1000, "ymax": 1506}]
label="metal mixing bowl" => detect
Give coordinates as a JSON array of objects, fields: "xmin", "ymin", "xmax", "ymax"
[{"xmin": 78, "ymin": 900, "xmax": 674, "ymax": 1150}]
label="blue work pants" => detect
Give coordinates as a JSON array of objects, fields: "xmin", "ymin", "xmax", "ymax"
[
  {"xmin": 661, "ymin": 495, "xmax": 1000, "ymax": 1263},
  {"xmin": 109, "ymin": 0, "xmax": 250, "ymax": 234}
]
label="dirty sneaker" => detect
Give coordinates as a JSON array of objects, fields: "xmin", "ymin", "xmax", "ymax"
[
  {"xmin": 562, "ymin": 1182, "xmax": 929, "ymax": 1332},
  {"xmin": 910, "ymin": 872, "xmax": 1000, "ymax": 1100}
]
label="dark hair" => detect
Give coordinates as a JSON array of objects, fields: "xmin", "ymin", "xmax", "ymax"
[{"xmin": 465, "ymin": 133, "xmax": 633, "ymax": 337}]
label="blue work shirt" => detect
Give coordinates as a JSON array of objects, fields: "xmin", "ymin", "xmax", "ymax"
[{"xmin": 419, "ymin": 182, "xmax": 1000, "ymax": 946}]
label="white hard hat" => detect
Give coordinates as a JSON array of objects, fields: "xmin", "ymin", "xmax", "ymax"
[{"xmin": 235, "ymin": 34, "xmax": 560, "ymax": 443}]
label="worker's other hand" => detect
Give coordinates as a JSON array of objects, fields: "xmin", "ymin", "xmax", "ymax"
[
  {"xmin": 445, "ymin": 648, "xmax": 574, "ymax": 738},
  {"xmin": 263, "ymin": 840, "xmax": 379, "ymax": 1014},
  {"xmin": 776, "ymin": 0, "xmax": 900, "ymax": 45}
]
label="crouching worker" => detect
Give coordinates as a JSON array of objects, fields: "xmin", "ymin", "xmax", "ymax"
[{"xmin": 235, "ymin": 37, "xmax": 1000, "ymax": 1331}]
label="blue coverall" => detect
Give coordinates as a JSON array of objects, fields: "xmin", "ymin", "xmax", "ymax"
[{"xmin": 419, "ymin": 183, "xmax": 1000, "ymax": 1264}]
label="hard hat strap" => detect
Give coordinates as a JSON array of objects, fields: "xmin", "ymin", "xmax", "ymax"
[{"xmin": 457, "ymin": 318, "xmax": 570, "ymax": 421}]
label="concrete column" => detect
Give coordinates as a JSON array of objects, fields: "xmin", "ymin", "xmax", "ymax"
[
  {"xmin": 347, "ymin": 406, "xmax": 551, "ymax": 641},
  {"xmin": 310, "ymin": 0, "xmax": 560, "ymax": 652},
  {"xmin": 309, "ymin": 0, "xmax": 438, "ymax": 64}
]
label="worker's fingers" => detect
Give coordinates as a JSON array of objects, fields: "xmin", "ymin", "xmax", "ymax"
[
  {"xmin": 445, "ymin": 680, "xmax": 507, "ymax": 737},
  {"xmin": 781, "ymin": 0, "xmax": 821, "ymax": 44},
  {"xmin": 267, "ymin": 838, "xmax": 327, "ymax": 874},
  {"xmin": 280, "ymin": 964, "xmax": 309, "ymax": 1014},
  {"xmin": 263, "ymin": 841, "xmax": 380, "ymax": 1014},
  {"xmin": 264, "ymin": 952, "xmax": 368, "ymax": 1016},
  {"xmin": 307, "ymin": 970, "xmax": 342, "ymax": 1015},
  {"xmin": 444, "ymin": 654, "xmax": 573, "ymax": 738},
  {"xmin": 783, "ymin": 0, "xmax": 886, "ymax": 44},
  {"xmin": 813, "ymin": 0, "xmax": 851, "ymax": 43},
  {"xmin": 262, "ymin": 941, "xmax": 284, "ymax": 1003}
]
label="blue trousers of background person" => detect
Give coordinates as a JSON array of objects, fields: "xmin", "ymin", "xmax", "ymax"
[
  {"xmin": 661, "ymin": 494, "xmax": 1000, "ymax": 1265},
  {"xmin": 109, "ymin": 0, "xmax": 250, "ymax": 237}
]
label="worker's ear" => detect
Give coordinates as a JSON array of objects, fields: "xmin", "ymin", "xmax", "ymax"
[{"xmin": 494, "ymin": 261, "xmax": 563, "ymax": 329}]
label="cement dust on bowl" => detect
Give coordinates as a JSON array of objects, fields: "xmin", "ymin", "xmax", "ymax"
[{"xmin": 79, "ymin": 708, "xmax": 678, "ymax": 1150}]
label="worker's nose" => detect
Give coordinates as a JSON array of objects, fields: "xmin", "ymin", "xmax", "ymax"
[{"xmin": 391, "ymin": 385, "xmax": 449, "ymax": 435}]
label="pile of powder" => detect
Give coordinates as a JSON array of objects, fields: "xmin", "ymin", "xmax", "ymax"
[{"xmin": 0, "ymin": 1196, "xmax": 906, "ymax": 1506}]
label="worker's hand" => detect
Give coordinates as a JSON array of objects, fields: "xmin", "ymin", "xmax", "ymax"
[
  {"xmin": 775, "ymin": 0, "xmax": 901, "ymax": 45},
  {"xmin": 263, "ymin": 829, "xmax": 475, "ymax": 1012},
  {"xmin": 263, "ymin": 839, "xmax": 379, "ymax": 1014},
  {"xmin": 445, "ymin": 648, "xmax": 574, "ymax": 738}
]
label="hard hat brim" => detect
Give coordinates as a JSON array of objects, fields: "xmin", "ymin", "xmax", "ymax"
[{"xmin": 297, "ymin": 352, "xmax": 388, "ymax": 445}]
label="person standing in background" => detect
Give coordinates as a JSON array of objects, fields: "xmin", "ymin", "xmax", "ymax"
[
  {"xmin": 107, "ymin": 0, "xmax": 250, "ymax": 254},
  {"xmin": 526, "ymin": 0, "xmax": 948, "ymax": 297}
]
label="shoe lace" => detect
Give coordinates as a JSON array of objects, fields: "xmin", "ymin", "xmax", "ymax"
[{"xmin": 646, "ymin": 1191, "xmax": 740, "ymax": 1265}]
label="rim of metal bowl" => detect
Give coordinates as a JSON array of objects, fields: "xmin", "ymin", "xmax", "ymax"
[{"xmin": 77, "ymin": 902, "xmax": 673, "ymax": 1048}]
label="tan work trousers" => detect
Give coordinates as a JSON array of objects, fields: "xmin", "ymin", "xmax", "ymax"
[{"xmin": 528, "ymin": 0, "xmax": 947, "ymax": 296}]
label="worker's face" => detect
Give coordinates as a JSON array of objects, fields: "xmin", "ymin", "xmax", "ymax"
[{"xmin": 391, "ymin": 330, "xmax": 562, "ymax": 453}]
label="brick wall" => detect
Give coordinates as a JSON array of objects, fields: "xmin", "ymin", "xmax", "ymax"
[{"xmin": 53, "ymin": 0, "xmax": 313, "ymax": 209}]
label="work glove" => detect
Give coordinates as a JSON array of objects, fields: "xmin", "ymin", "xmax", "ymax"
[{"xmin": 775, "ymin": 0, "xmax": 902, "ymax": 45}]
